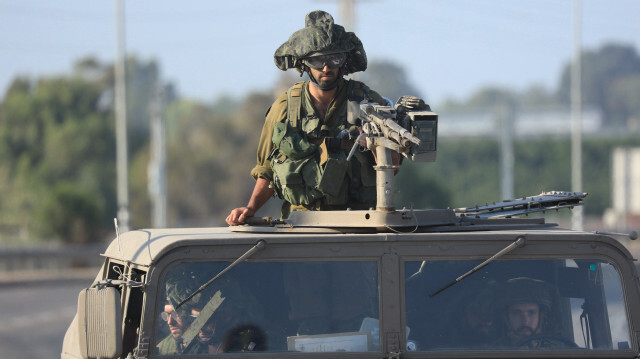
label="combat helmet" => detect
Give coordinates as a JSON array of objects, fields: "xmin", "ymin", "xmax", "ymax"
[
  {"xmin": 274, "ymin": 10, "xmax": 367, "ymax": 75},
  {"xmin": 165, "ymin": 275, "xmax": 203, "ymax": 318},
  {"xmin": 500, "ymin": 277, "xmax": 553, "ymax": 311}
]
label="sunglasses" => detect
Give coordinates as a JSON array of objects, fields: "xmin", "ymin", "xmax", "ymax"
[
  {"xmin": 302, "ymin": 53, "xmax": 347, "ymax": 70},
  {"xmin": 160, "ymin": 310, "xmax": 198, "ymax": 322}
]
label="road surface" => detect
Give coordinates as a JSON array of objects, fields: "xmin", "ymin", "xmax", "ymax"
[{"xmin": 0, "ymin": 279, "xmax": 92, "ymax": 359}]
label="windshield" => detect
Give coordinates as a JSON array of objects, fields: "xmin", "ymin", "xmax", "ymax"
[
  {"xmin": 404, "ymin": 258, "xmax": 630, "ymax": 351},
  {"xmin": 155, "ymin": 260, "xmax": 379, "ymax": 355}
]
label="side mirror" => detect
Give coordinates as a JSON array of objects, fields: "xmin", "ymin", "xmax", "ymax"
[{"xmin": 77, "ymin": 287, "xmax": 123, "ymax": 359}]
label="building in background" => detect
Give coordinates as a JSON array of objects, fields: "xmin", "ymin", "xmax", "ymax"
[
  {"xmin": 438, "ymin": 106, "xmax": 601, "ymax": 138},
  {"xmin": 604, "ymin": 147, "xmax": 640, "ymax": 231}
]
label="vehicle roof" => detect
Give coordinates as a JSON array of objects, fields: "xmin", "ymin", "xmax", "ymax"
[
  {"xmin": 102, "ymin": 193, "xmax": 601, "ymax": 267},
  {"xmin": 102, "ymin": 225, "xmax": 632, "ymax": 267}
]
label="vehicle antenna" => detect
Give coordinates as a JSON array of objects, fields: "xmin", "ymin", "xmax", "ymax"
[{"xmin": 114, "ymin": 218, "xmax": 122, "ymax": 252}]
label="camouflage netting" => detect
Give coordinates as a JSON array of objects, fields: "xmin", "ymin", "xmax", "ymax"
[{"xmin": 274, "ymin": 10, "xmax": 367, "ymax": 74}]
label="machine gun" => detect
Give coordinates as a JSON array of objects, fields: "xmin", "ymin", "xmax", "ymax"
[
  {"xmin": 347, "ymin": 96, "xmax": 438, "ymax": 211},
  {"xmin": 238, "ymin": 97, "xmax": 589, "ymax": 232}
]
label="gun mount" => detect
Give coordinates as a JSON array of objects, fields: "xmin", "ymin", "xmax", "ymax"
[
  {"xmin": 348, "ymin": 98, "xmax": 438, "ymax": 212},
  {"xmin": 234, "ymin": 97, "xmax": 588, "ymax": 234}
]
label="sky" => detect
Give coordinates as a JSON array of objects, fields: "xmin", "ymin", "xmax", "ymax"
[{"xmin": 1, "ymin": 0, "xmax": 640, "ymax": 106}]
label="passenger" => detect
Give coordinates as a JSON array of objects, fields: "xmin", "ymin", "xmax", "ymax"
[
  {"xmin": 494, "ymin": 277, "xmax": 573, "ymax": 349},
  {"xmin": 226, "ymin": 10, "xmax": 406, "ymax": 225},
  {"xmin": 449, "ymin": 283, "xmax": 498, "ymax": 348},
  {"xmin": 220, "ymin": 324, "xmax": 267, "ymax": 352},
  {"xmin": 191, "ymin": 308, "xmax": 223, "ymax": 354}
]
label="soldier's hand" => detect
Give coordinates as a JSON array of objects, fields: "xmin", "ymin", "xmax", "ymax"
[
  {"xmin": 395, "ymin": 96, "xmax": 429, "ymax": 111},
  {"xmin": 226, "ymin": 207, "xmax": 256, "ymax": 226}
]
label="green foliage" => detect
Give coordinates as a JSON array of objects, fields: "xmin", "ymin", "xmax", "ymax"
[
  {"xmin": 34, "ymin": 183, "xmax": 102, "ymax": 244},
  {"xmin": 159, "ymin": 92, "xmax": 275, "ymax": 227},
  {"xmin": 398, "ymin": 136, "xmax": 640, "ymax": 215},
  {"xmin": 395, "ymin": 161, "xmax": 452, "ymax": 209},
  {"xmin": 0, "ymin": 69, "xmax": 117, "ymax": 242},
  {"xmin": 557, "ymin": 44, "xmax": 640, "ymax": 127},
  {"xmin": 357, "ymin": 60, "xmax": 422, "ymax": 103},
  {"xmin": 2, "ymin": 43, "xmax": 640, "ymax": 243}
]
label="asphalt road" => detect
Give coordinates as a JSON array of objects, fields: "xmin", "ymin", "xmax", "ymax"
[{"xmin": 0, "ymin": 280, "xmax": 92, "ymax": 359}]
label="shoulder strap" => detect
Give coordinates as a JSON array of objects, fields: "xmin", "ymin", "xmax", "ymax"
[
  {"xmin": 347, "ymin": 80, "xmax": 371, "ymax": 102},
  {"xmin": 286, "ymin": 81, "xmax": 305, "ymax": 129}
]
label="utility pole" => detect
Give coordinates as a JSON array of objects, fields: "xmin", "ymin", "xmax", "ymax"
[
  {"xmin": 571, "ymin": 0, "xmax": 583, "ymax": 230},
  {"xmin": 340, "ymin": 0, "xmax": 356, "ymax": 32},
  {"xmin": 148, "ymin": 85, "xmax": 167, "ymax": 228},
  {"xmin": 114, "ymin": 0, "xmax": 130, "ymax": 231},
  {"xmin": 499, "ymin": 104, "xmax": 515, "ymax": 201},
  {"xmin": 316, "ymin": 0, "xmax": 357, "ymax": 31}
]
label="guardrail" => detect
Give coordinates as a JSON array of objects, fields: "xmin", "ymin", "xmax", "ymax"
[
  {"xmin": 0, "ymin": 245, "xmax": 105, "ymax": 287},
  {"xmin": 0, "ymin": 244, "xmax": 104, "ymax": 272}
]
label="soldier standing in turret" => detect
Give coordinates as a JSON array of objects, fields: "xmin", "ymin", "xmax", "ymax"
[{"xmin": 227, "ymin": 10, "xmax": 398, "ymax": 225}]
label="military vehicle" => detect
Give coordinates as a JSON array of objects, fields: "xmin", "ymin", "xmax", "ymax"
[{"xmin": 61, "ymin": 102, "xmax": 640, "ymax": 358}]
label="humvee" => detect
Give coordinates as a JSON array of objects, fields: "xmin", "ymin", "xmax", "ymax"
[
  {"xmin": 61, "ymin": 104, "xmax": 640, "ymax": 358},
  {"xmin": 60, "ymin": 191, "xmax": 640, "ymax": 358}
]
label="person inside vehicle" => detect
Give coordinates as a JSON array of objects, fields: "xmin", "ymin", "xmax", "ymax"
[
  {"xmin": 448, "ymin": 282, "xmax": 498, "ymax": 348},
  {"xmin": 494, "ymin": 277, "xmax": 574, "ymax": 349},
  {"xmin": 191, "ymin": 308, "xmax": 223, "ymax": 354},
  {"xmin": 157, "ymin": 302, "xmax": 215, "ymax": 355},
  {"xmin": 157, "ymin": 267, "xmax": 268, "ymax": 355},
  {"xmin": 226, "ymin": 10, "xmax": 417, "ymax": 225},
  {"xmin": 157, "ymin": 276, "xmax": 225, "ymax": 355}
]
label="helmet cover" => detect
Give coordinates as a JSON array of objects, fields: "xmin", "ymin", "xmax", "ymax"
[{"xmin": 274, "ymin": 10, "xmax": 367, "ymax": 74}]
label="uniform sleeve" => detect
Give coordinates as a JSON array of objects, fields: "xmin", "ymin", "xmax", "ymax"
[
  {"xmin": 367, "ymin": 89, "xmax": 390, "ymax": 106},
  {"xmin": 250, "ymin": 92, "xmax": 288, "ymax": 182}
]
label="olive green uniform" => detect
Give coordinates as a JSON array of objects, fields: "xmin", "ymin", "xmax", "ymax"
[
  {"xmin": 157, "ymin": 335, "xmax": 211, "ymax": 355},
  {"xmin": 250, "ymin": 78, "xmax": 386, "ymax": 217}
]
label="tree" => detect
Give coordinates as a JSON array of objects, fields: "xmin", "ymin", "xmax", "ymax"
[
  {"xmin": 0, "ymin": 68, "xmax": 115, "ymax": 242},
  {"xmin": 0, "ymin": 55, "xmax": 173, "ymax": 242},
  {"xmin": 34, "ymin": 183, "xmax": 102, "ymax": 244},
  {"xmin": 159, "ymin": 91, "xmax": 276, "ymax": 227},
  {"xmin": 357, "ymin": 60, "xmax": 422, "ymax": 104},
  {"xmin": 557, "ymin": 44, "xmax": 640, "ymax": 127}
]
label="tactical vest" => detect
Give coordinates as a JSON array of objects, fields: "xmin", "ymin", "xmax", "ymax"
[{"xmin": 269, "ymin": 80, "xmax": 377, "ymax": 208}]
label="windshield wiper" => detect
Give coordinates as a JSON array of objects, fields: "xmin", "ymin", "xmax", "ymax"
[
  {"xmin": 430, "ymin": 236, "xmax": 525, "ymax": 297},
  {"xmin": 175, "ymin": 240, "xmax": 266, "ymax": 310}
]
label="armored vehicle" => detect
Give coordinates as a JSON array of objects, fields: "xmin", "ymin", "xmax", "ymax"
[
  {"xmin": 61, "ymin": 104, "xmax": 640, "ymax": 358},
  {"xmin": 60, "ymin": 191, "xmax": 640, "ymax": 359}
]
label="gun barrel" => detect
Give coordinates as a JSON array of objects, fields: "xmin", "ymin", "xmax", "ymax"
[
  {"xmin": 375, "ymin": 112, "xmax": 421, "ymax": 146},
  {"xmin": 360, "ymin": 103, "xmax": 422, "ymax": 148}
]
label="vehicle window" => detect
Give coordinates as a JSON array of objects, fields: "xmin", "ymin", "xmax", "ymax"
[
  {"xmin": 155, "ymin": 260, "xmax": 379, "ymax": 355},
  {"xmin": 404, "ymin": 259, "xmax": 630, "ymax": 351}
]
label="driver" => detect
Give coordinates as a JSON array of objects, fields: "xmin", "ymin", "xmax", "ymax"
[
  {"xmin": 156, "ymin": 268, "xmax": 267, "ymax": 355},
  {"xmin": 157, "ymin": 282, "xmax": 219, "ymax": 355},
  {"xmin": 494, "ymin": 277, "xmax": 569, "ymax": 349}
]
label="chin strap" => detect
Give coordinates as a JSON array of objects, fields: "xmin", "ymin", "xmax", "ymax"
[{"xmin": 304, "ymin": 65, "xmax": 344, "ymax": 91}]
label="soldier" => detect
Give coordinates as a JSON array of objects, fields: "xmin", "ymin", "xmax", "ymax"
[
  {"xmin": 227, "ymin": 10, "xmax": 400, "ymax": 225},
  {"xmin": 157, "ymin": 301, "xmax": 213, "ymax": 355},
  {"xmin": 494, "ymin": 277, "xmax": 575, "ymax": 349},
  {"xmin": 157, "ymin": 266, "xmax": 267, "ymax": 354},
  {"xmin": 448, "ymin": 283, "xmax": 498, "ymax": 348}
]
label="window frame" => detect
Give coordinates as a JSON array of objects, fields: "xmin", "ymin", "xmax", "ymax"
[{"xmin": 138, "ymin": 232, "xmax": 640, "ymax": 358}]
